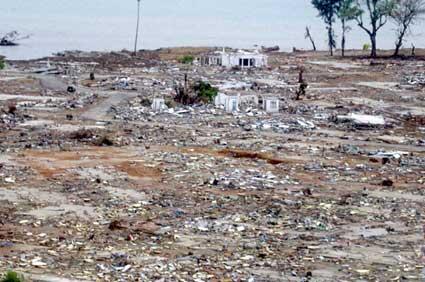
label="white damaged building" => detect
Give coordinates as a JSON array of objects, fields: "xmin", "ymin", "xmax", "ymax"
[{"xmin": 200, "ymin": 49, "xmax": 268, "ymax": 68}]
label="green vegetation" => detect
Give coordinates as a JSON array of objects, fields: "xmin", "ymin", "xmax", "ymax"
[
  {"xmin": 311, "ymin": 0, "xmax": 341, "ymax": 56},
  {"xmin": 0, "ymin": 57, "xmax": 5, "ymax": 70},
  {"xmin": 311, "ymin": 0, "xmax": 423, "ymax": 58},
  {"xmin": 391, "ymin": 0, "xmax": 425, "ymax": 56},
  {"xmin": 353, "ymin": 0, "xmax": 395, "ymax": 58},
  {"xmin": 193, "ymin": 81, "xmax": 218, "ymax": 103},
  {"xmin": 1, "ymin": 271, "xmax": 24, "ymax": 282},
  {"xmin": 178, "ymin": 55, "xmax": 195, "ymax": 64},
  {"xmin": 311, "ymin": 0, "xmax": 360, "ymax": 56},
  {"xmin": 362, "ymin": 43, "xmax": 371, "ymax": 51},
  {"xmin": 337, "ymin": 0, "xmax": 361, "ymax": 57}
]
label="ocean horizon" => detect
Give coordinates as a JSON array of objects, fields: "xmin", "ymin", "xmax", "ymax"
[{"xmin": 1, "ymin": 0, "xmax": 424, "ymax": 60}]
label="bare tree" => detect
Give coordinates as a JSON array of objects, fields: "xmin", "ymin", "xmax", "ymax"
[
  {"xmin": 312, "ymin": 0, "xmax": 343, "ymax": 56},
  {"xmin": 337, "ymin": 0, "xmax": 361, "ymax": 56},
  {"xmin": 391, "ymin": 0, "xmax": 425, "ymax": 56},
  {"xmin": 134, "ymin": 0, "xmax": 141, "ymax": 55},
  {"xmin": 354, "ymin": 0, "xmax": 395, "ymax": 58},
  {"xmin": 305, "ymin": 27, "xmax": 317, "ymax": 51}
]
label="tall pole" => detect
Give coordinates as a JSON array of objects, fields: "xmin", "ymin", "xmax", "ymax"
[{"xmin": 134, "ymin": 0, "xmax": 141, "ymax": 55}]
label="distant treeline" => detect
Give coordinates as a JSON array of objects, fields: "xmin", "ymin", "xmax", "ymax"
[{"xmin": 310, "ymin": 0, "xmax": 424, "ymax": 57}]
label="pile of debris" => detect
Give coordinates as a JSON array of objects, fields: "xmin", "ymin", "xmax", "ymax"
[
  {"xmin": 0, "ymin": 31, "xmax": 30, "ymax": 46},
  {"xmin": 1, "ymin": 46, "xmax": 425, "ymax": 281},
  {"xmin": 403, "ymin": 72, "xmax": 425, "ymax": 86},
  {"xmin": 62, "ymin": 93, "xmax": 98, "ymax": 109},
  {"xmin": 332, "ymin": 113, "xmax": 387, "ymax": 129},
  {"xmin": 49, "ymin": 50, "xmax": 161, "ymax": 69},
  {"xmin": 0, "ymin": 104, "xmax": 32, "ymax": 130},
  {"xmin": 249, "ymin": 117, "xmax": 316, "ymax": 133}
]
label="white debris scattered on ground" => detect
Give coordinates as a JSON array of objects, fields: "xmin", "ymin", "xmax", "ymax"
[{"xmin": 336, "ymin": 113, "xmax": 386, "ymax": 127}]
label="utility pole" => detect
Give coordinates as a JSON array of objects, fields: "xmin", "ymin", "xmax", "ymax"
[{"xmin": 134, "ymin": 0, "xmax": 141, "ymax": 56}]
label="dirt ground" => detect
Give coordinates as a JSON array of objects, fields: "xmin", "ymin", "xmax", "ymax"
[{"xmin": 0, "ymin": 48, "xmax": 424, "ymax": 281}]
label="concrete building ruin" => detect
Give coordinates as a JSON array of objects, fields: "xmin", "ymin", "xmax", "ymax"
[
  {"xmin": 215, "ymin": 92, "xmax": 280, "ymax": 114},
  {"xmin": 200, "ymin": 49, "xmax": 268, "ymax": 68},
  {"xmin": 215, "ymin": 93, "xmax": 240, "ymax": 113},
  {"xmin": 151, "ymin": 98, "xmax": 166, "ymax": 112},
  {"xmin": 224, "ymin": 96, "xmax": 239, "ymax": 113},
  {"xmin": 262, "ymin": 97, "xmax": 280, "ymax": 113}
]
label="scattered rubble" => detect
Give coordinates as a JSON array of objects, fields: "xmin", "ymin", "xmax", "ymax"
[
  {"xmin": 403, "ymin": 72, "xmax": 425, "ymax": 86},
  {"xmin": 0, "ymin": 48, "xmax": 424, "ymax": 281},
  {"xmin": 334, "ymin": 113, "xmax": 386, "ymax": 128}
]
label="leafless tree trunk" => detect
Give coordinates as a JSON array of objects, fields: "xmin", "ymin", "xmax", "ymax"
[
  {"xmin": 305, "ymin": 27, "xmax": 317, "ymax": 51},
  {"xmin": 327, "ymin": 23, "xmax": 335, "ymax": 56},
  {"xmin": 391, "ymin": 0, "xmax": 425, "ymax": 57},
  {"xmin": 341, "ymin": 19, "xmax": 346, "ymax": 57},
  {"xmin": 355, "ymin": 0, "xmax": 394, "ymax": 58},
  {"xmin": 134, "ymin": 0, "xmax": 141, "ymax": 55},
  {"xmin": 394, "ymin": 22, "xmax": 409, "ymax": 56}
]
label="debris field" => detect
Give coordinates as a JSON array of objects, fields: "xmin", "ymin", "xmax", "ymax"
[{"xmin": 0, "ymin": 48, "xmax": 425, "ymax": 281}]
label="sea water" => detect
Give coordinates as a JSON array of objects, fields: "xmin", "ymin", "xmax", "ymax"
[{"xmin": 1, "ymin": 0, "xmax": 424, "ymax": 60}]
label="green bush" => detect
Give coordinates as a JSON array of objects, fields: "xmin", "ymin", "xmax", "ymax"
[
  {"xmin": 193, "ymin": 81, "xmax": 218, "ymax": 103},
  {"xmin": 0, "ymin": 57, "xmax": 5, "ymax": 70},
  {"xmin": 362, "ymin": 43, "xmax": 371, "ymax": 51},
  {"xmin": 1, "ymin": 271, "xmax": 24, "ymax": 282},
  {"xmin": 178, "ymin": 55, "xmax": 194, "ymax": 64}
]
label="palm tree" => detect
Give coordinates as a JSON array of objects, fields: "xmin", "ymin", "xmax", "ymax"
[{"xmin": 134, "ymin": 0, "xmax": 141, "ymax": 55}]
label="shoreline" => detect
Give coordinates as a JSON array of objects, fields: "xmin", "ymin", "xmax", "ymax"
[{"xmin": 3, "ymin": 46, "xmax": 425, "ymax": 63}]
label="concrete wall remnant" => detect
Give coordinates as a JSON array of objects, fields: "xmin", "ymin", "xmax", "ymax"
[
  {"xmin": 214, "ymin": 93, "xmax": 228, "ymax": 107},
  {"xmin": 151, "ymin": 98, "xmax": 166, "ymax": 112},
  {"xmin": 224, "ymin": 96, "xmax": 239, "ymax": 113},
  {"xmin": 263, "ymin": 97, "xmax": 279, "ymax": 113},
  {"xmin": 215, "ymin": 93, "xmax": 240, "ymax": 113}
]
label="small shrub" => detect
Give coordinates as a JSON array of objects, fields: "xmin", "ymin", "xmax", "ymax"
[
  {"xmin": 0, "ymin": 57, "xmax": 5, "ymax": 70},
  {"xmin": 93, "ymin": 135, "xmax": 114, "ymax": 146},
  {"xmin": 1, "ymin": 271, "xmax": 24, "ymax": 282},
  {"xmin": 69, "ymin": 129, "xmax": 95, "ymax": 140},
  {"xmin": 193, "ymin": 81, "xmax": 218, "ymax": 103},
  {"xmin": 362, "ymin": 43, "xmax": 371, "ymax": 51},
  {"xmin": 7, "ymin": 102, "xmax": 17, "ymax": 114},
  {"xmin": 178, "ymin": 55, "xmax": 194, "ymax": 64},
  {"xmin": 139, "ymin": 97, "xmax": 152, "ymax": 107}
]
